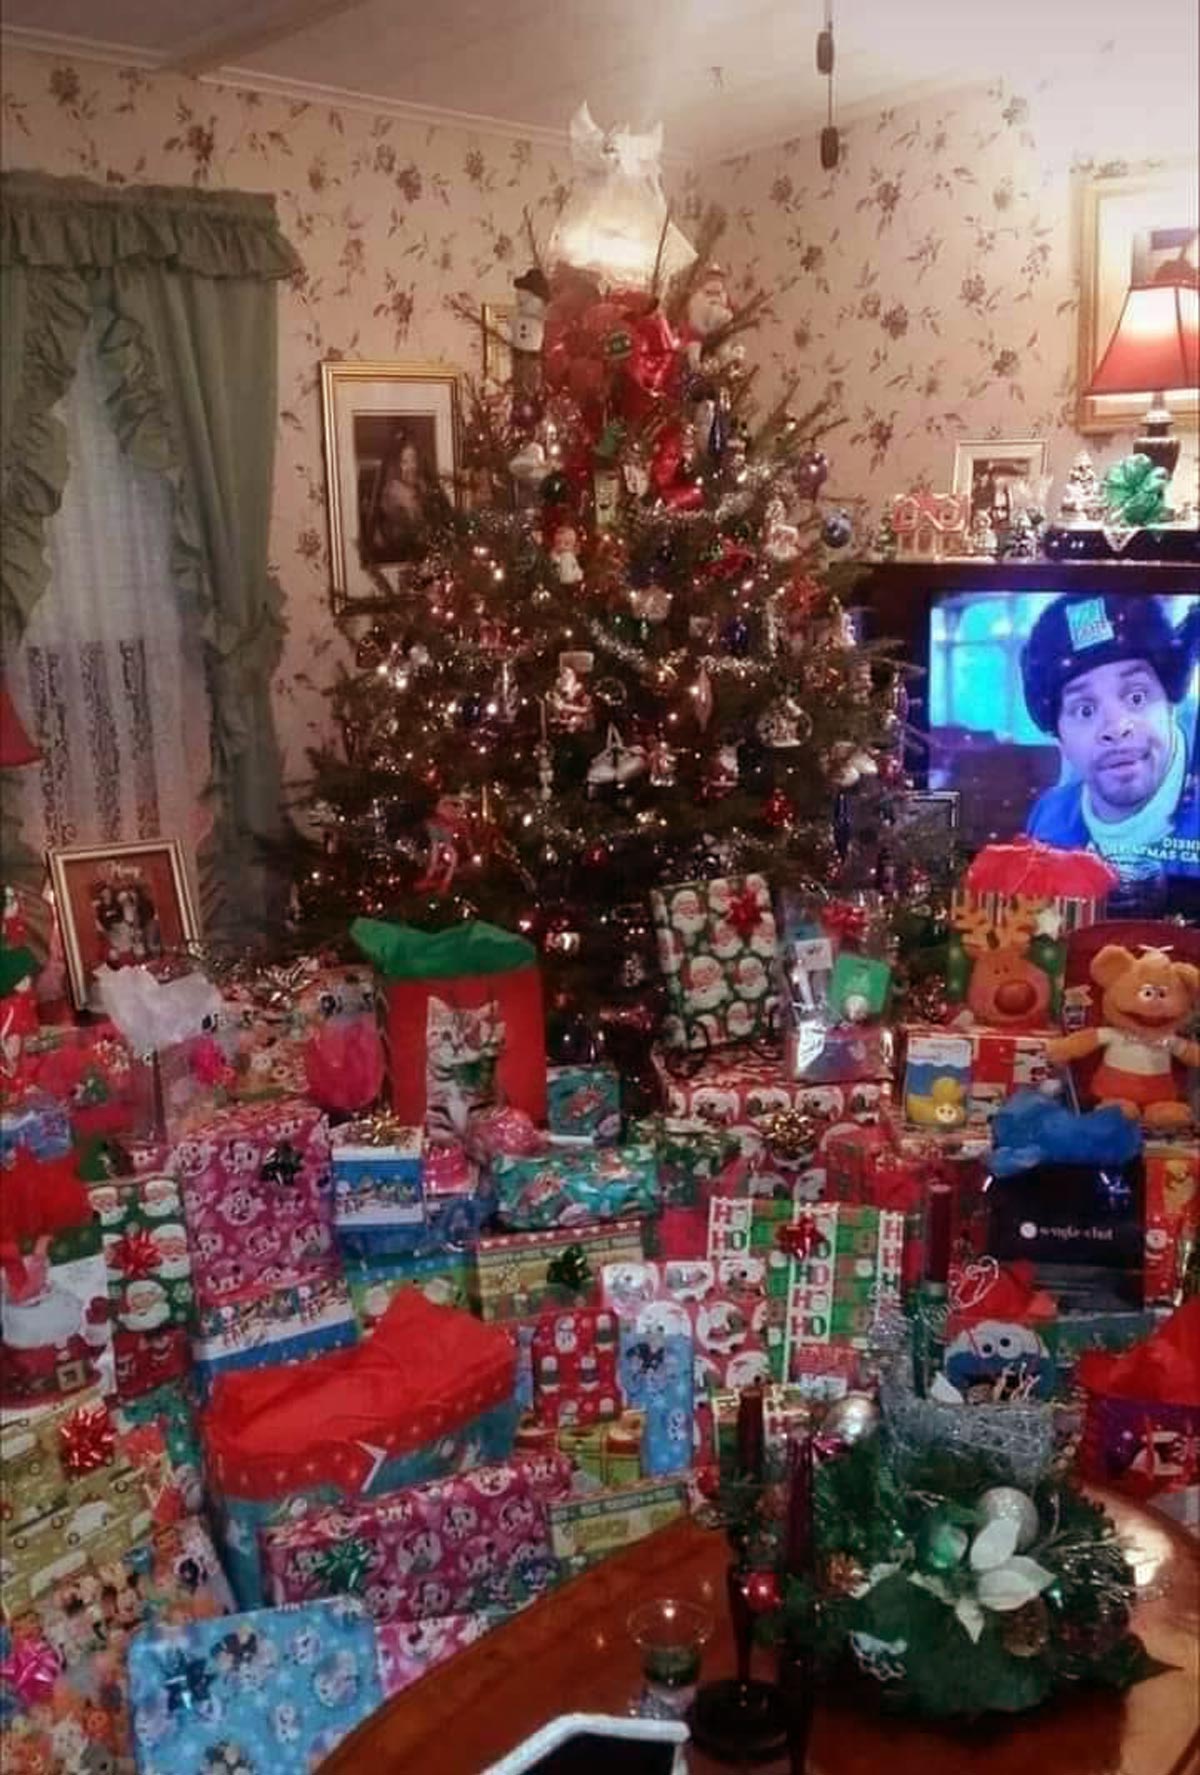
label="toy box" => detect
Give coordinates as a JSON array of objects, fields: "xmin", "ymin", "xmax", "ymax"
[{"xmin": 903, "ymin": 1025, "xmax": 1059, "ymax": 1129}]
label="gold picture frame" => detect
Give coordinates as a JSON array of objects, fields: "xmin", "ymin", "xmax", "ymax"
[
  {"xmin": 1075, "ymin": 162, "xmax": 1199, "ymax": 435},
  {"xmin": 481, "ymin": 303, "xmax": 514, "ymax": 384},
  {"xmin": 47, "ymin": 838, "xmax": 199, "ymax": 1012},
  {"xmin": 320, "ymin": 360, "xmax": 462, "ymax": 614}
]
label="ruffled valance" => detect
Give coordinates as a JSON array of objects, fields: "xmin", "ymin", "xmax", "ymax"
[{"xmin": 1, "ymin": 171, "xmax": 301, "ymax": 281}]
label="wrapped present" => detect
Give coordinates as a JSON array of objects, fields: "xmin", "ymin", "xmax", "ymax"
[
  {"xmin": 0, "ymin": 1091, "xmax": 72, "ymax": 1162},
  {"xmin": 9, "ymin": 1022, "xmax": 138, "ymax": 1140},
  {"xmin": 376, "ymin": 1611, "xmax": 495, "ymax": 1699},
  {"xmin": 335, "ymin": 1137, "xmax": 491, "ymax": 1263},
  {"xmin": 650, "ymin": 874, "xmax": 779, "ymax": 1050},
  {"xmin": 117, "ymin": 1377, "xmax": 203, "ymax": 1511},
  {"xmin": 473, "ymin": 1218, "xmax": 646, "ymax": 1321},
  {"xmin": 88, "ymin": 1172, "xmax": 194, "ymax": 1401},
  {"xmin": 616, "ymin": 1316, "xmax": 693, "ymax": 1474},
  {"xmin": 331, "ymin": 1119, "xmax": 424, "ymax": 1251},
  {"xmin": 547, "ymin": 1476, "xmax": 687, "ymax": 1572},
  {"xmin": 168, "ymin": 1097, "xmax": 334, "ymax": 1309},
  {"xmin": 783, "ymin": 1017, "xmax": 895, "ymax": 1086},
  {"xmin": 261, "ymin": 1452, "xmax": 569, "ymax": 1621},
  {"xmin": 0, "ymin": 1222, "xmax": 114, "ymax": 1406},
  {"xmin": 556, "ymin": 1410, "xmax": 644, "ymax": 1489},
  {"xmin": 202, "ymin": 1292, "xmax": 519, "ymax": 1606},
  {"xmin": 190, "ymin": 1269, "xmax": 357, "ymax": 1393},
  {"xmin": 600, "ymin": 1258, "xmax": 770, "ymax": 1404},
  {"xmin": 629, "ymin": 1115, "xmax": 741, "ymax": 1208},
  {"xmin": 1078, "ymin": 1299, "xmax": 1200, "ymax": 1496},
  {"xmin": 492, "ymin": 1144, "xmax": 658, "ymax": 1232},
  {"xmin": 2, "ymin": 1399, "xmax": 175, "ymax": 1620},
  {"xmin": 1144, "ymin": 1139, "xmax": 1199, "ymax": 1305},
  {"xmin": 345, "ymin": 1252, "xmax": 476, "ymax": 1332},
  {"xmin": 903, "ymin": 1025, "xmax": 1059, "ymax": 1129},
  {"xmin": 1049, "ymin": 1309, "xmax": 1165, "ymax": 1399},
  {"xmin": 127, "ymin": 1597, "xmax": 383, "ymax": 1773},
  {"xmin": 530, "ymin": 1308, "xmax": 620, "ymax": 1427},
  {"xmin": 546, "ymin": 1063, "xmax": 621, "ymax": 1143},
  {"xmin": 708, "ymin": 1197, "xmax": 903, "ymax": 1385},
  {"xmin": 942, "ymin": 1259, "xmax": 1058, "ymax": 1399},
  {"xmin": 352, "ymin": 918, "xmax": 547, "ymax": 1131}
]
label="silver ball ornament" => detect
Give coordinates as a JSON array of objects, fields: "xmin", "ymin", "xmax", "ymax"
[
  {"xmin": 977, "ymin": 1486, "xmax": 1039, "ymax": 1552},
  {"xmin": 821, "ymin": 1391, "xmax": 880, "ymax": 1446}
]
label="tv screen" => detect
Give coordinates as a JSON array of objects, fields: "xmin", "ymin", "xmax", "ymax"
[{"xmin": 927, "ymin": 589, "xmax": 1199, "ymax": 886}]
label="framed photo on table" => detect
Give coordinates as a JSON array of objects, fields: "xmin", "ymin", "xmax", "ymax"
[
  {"xmin": 320, "ymin": 361, "xmax": 462, "ymax": 614},
  {"xmin": 952, "ymin": 439, "xmax": 1049, "ymax": 526},
  {"xmin": 48, "ymin": 839, "xmax": 198, "ymax": 1011},
  {"xmin": 1075, "ymin": 161, "xmax": 1198, "ymax": 434}
]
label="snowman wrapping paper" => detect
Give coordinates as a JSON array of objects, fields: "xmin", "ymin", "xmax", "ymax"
[
  {"xmin": 530, "ymin": 1308, "xmax": 620, "ymax": 1427},
  {"xmin": 89, "ymin": 1172, "xmax": 195, "ymax": 1401},
  {"xmin": 649, "ymin": 875, "xmax": 779, "ymax": 1050},
  {"xmin": 127, "ymin": 1597, "xmax": 383, "ymax": 1774},
  {"xmin": 0, "ymin": 1221, "xmax": 114, "ymax": 1407}
]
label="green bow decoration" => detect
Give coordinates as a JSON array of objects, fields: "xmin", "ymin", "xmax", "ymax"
[
  {"xmin": 546, "ymin": 1243, "xmax": 593, "ymax": 1296},
  {"xmin": 1103, "ymin": 453, "xmax": 1169, "ymax": 527},
  {"xmin": 314, "ymin": 1537, "xmax": 372, "ymax": 1595}
]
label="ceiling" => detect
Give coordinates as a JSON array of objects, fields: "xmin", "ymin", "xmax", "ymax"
[{"xmin": 2, "ymin": 0, "xmax": 1196, "ymax": 162}]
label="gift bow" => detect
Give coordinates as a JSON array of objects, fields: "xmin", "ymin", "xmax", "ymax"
[
  {"xmin": 59, "ymin": 1401, "xmax": 117, "ymax": 1475},
  {"xmin": 314, "ymin": 1537, "xmax": 373, "ymax": 1595},
  {"xmin": 0, "ymin": 1635, "xmax": 61, "ymax": 1707},
  {"xmin": 259, "ymin": 1142, "xmax": 304, "ymax": 1188},
  {"xmin": 776, "ymin": 1216, "xmax": 821, "ymax": 1261},
  {"xmin": 822, "ymin": 901, "xmax": 869, "ymax": 947},
  {"xmin": 1103, "ymin": 453, "xmax": 1169, "ymax": 527},
  {"xmin": 110, "ymin": 1225, "xmax": 160, "ymax": 1281}
]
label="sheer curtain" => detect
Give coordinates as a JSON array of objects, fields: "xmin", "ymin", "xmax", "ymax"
[{"xmin": 12, "ymin": 325, "xmax": 211, "ymax": 865}]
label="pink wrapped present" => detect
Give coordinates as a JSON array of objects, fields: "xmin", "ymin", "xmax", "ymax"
[
  {"xmin": 530, "ymin": 1308, "xmax": 620, "ymax": 1428},
  {"xmin": 376, "ymin": 1612, "xmax": 496, "ymax": 1697},
  {"xmin": 261, "ymin": 1451, "xmax": 570, "ymax": 1622},
  {"xmin": 167, "ymin": 1097, "xmax": 334, "ymax": 1308}
]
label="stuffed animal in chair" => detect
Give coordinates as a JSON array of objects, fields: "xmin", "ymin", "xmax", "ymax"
[{"xmin": 1048, "ymin": 944, "xmax": 1199, "ymax": 1131}]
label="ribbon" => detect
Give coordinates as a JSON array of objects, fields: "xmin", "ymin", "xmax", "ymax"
[
  {"xmin": 259, "ymin": 1142, "xmax": 304, "ymax": 1188},
  {"xmin": 314, "ymin": 1537, "xmax": 373, "ymax": 1595},
  {"xmin": 58, "ymin": 1401, "xmax": 116, "ymax": 1475},
  {"xmin": 821, "ymin": 901, "xmax": 869, "ymax": 947},
  {"xmin": 546, "ymin": 1243, "xmax": 593, "ymax": 1296},
  {"xmin": 776, "ymin": 1216, "xmax": 821, "ymax": 1261},
  {"xmin": 336, "ymin": 1112, "xmax": 417, "ymax": 1149},
  {"xmin": 0, "ymin": 1635, "xmax": 61, "ymax": 1707},
  {"xmin": 726, "ymin": 885, "xmax": 767, "ymax": 939},
  {"xmin": 110, "ymin": 1225, "xmax": 160, "ymax": 1281},
  {"xmin": 162, "ymin": 1649, "xmax": 214, "ymax": 1715},
  {"xmin": 1102, "ymin": 453, "xmax": 1169, "ymax": 527}
]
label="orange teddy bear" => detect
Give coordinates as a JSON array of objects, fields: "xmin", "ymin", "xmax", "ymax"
[{"xmin": 1048, "ymin": 944, "xmax": 1200, "ymax": 1132}]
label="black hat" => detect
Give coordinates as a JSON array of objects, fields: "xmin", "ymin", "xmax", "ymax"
[{"xmin": 1020, "ymin": 594, "xmax": 1197, "ymax": 733}]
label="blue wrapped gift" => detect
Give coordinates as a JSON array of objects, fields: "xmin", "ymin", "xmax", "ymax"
[
  {"xmin": 0, "ymin": 1091, "xmax": 72, "ymax": 1162},
  {"xmin": 128, "ymin": 1597, "xmax": 382, "ymax": 1773},
  {"xmin": 332, "ymin": 1123, "xmax": 424, "ymax": 1243},
  {"xmin": 191, "ymin": 1271, "xmax": 359, "ymax": 1396},
  {"xmin": 546, "ymin": 1064, "xmax": 622, "ymax": 1143},
  {"xmin": 617, "ymin": 1316, "xmax": 693, "ymax": 1475},
  {"xmin": 334, "ymin": 1146, "xmax": 493, "ymax": 1262},
  {"xmin": 493, "ymin": 1144, "xmax": 658, "ymax": 1231}
]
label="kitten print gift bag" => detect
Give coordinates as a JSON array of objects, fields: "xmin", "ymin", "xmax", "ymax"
[{"xmin": 352, "ymin": 919, "xmax": 546, "ymax": 1132}]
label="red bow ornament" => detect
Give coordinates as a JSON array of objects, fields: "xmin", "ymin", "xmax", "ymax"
[
  {"xmin": 110, "ymin": 1224, "xmax": 161, "ymax": 1281},
  {"xmin": 59, "ymin": 1401, "xmax": 116, "ymax": 1475}
]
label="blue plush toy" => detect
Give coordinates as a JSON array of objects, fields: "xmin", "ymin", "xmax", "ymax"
[{"xmin": 989, "ymin": 1089, "xmax": 1143, "ymax": 1177}]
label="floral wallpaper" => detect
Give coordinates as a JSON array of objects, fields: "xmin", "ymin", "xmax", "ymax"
[{"xmin": 2, "ymin": 48, "xmax": 1193, "ymax": 780}]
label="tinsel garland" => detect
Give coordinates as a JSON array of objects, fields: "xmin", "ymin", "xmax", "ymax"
[{"xmin": 779, "ymin": 1437, "xmax": 1167, "ymax": 1719}]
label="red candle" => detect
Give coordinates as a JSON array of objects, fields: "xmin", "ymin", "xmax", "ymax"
[
  {"xmin": 786, "ymin": 1429, "xmax": 814, "ymax": 1578},
  {"xmin": 736, "ymin": 1385, "xmax": 765, "ymax": 1481},
  {"xmin": 925, "ymin": 1181, "xmax": 953, "ymax": 1288}
]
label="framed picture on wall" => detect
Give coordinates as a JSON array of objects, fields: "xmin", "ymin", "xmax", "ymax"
[
  {"xmin": 320, "ymin": 361, "xmax": 462, "ymax": 614},
  {"xmin": 1075, "ymin": 161, "xmax": 1198, "ymax": 435},
  {"xmin": 951, "ymin": 439, "xmax": 1049, "ymax": 526},
  {"xmin": 48, "ymin": 839, "xmax": 199, "ymax": 1011}
]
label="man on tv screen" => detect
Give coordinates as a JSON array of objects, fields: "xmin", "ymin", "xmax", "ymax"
[{"xmin": 1021, "ymin": 593, "xmax": 1200, "ymax": 880}]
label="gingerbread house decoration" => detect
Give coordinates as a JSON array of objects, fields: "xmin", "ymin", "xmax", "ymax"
[{"xmin": 891, "ymin": 490, "xmax": 971, "ymax": 561}]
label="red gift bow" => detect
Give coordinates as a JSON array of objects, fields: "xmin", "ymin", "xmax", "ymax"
[
  {"xmin": 0, "ymin": 1149, "xmax": 91, "ymax": 1247},
  {"xmin": 59, "ymin": 1401, "xmax": 116, "ymax": 1475},
  {"xmin": 777, "ymin": 1216, "xmax": 820, "ymax": 1260},
  {"xmin": 110, "ymin": 1224, "xmax": 161, "ymax": 1281},
  {"xmin": 1077, "ymin": 1299, "xmax": 1200, "ymax": 1407},
  {"xmin": 0, "ymin": 1634, "xmax": 61, "ymax": 1707},
  {"xmin": 822, "ymin": 901, "xmax": 869, "ymax": 947},
  {"xmin": 727, "ymin": 885, "xmax": 767, "ymax": 940}
]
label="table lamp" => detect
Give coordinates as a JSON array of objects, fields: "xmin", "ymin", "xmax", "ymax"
[{"xmin": 1085, "ymin": 264, "xmax": 1199, "ymax": 484}]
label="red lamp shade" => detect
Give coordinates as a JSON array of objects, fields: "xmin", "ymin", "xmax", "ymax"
[
  {"xmin": 0, "ymin": 675, "xmax": 40, "ymax": 768},
  {"xmin": 1086, "ymin": 276, "xmax": 1200, "ymax": 397}
]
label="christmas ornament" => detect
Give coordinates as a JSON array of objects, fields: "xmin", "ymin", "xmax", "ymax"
[
  {"xmin": 704, "ymin": 741, "xmax": 741, "ymax": 798},
  {"xmin": 820, "ymin": 1391, "xmax": 880, "ymax": 1446},
  {"xmin": 628, "ymin": 582, "xmax": 672, "ymax": 623},
  {"xmin": 542, "ymin": 470, "xmax": 571, "ymax": 505},
  {"xmin": 414, "ymin": 793, "xmax": 471, "ymax": 894},
  {"xmin": 794, "ymin": 448, "xmax": 829, "ymax": 500},
  {"xmin": 547, "ymin": 104, "xmax": 696, "ymax": 292},
  {"xmin": 722, "ymin": 615, "xmax": 751, "ymax": 657},
  {"xmin": 763, "ymin": 787, "xmax": 795, "ymax": 828},
  {"xmin": 59, "ymin": 1401, "xmax": 116, "ymax": 1475},
  {"xmin": 916, "ymin": 1512, "xmax": 969, "ymax": 1575},
  {"xmin": 691, "ymin": 665, "xmax": 715, "ymax": 730},
  {"xmin": 549, "ymin": 520, "xmax": 584, "ymax": 585},
  {"xmin": 683, "ymin": 262, "xmax": 734, "ymax": 365},
  {"xmin": 1002, "ymin": 1598, "xmax": 1051, "ymax": 1658},
  {"xmin": 977, "ymin": 1486, "xmax": 1040, "ymax": 1552},
  {"xmin": 756, "ymin": 697, "xmax": 811, "ymax": 750},
  {"xmin": 587, "ymin": 723, "xmax": 647, "ymax": 793},
  {"xmin": 547, "ymin": 663, "xmax": 594, "ymax": 732},
  {"xmin": 822, "ymin": 509, "xmax": 853, "ymax": 549},
  {"xmin": 647, "ymin": 735, "xmax": 678, "ymax": 787},
  {"xmin": 460, "ymin": 691, "xmax": 485, "ymax": 728},
  {"xmin": 763, "ymin": 503, "xmax": 801, "ymax": 562},
  {"xmin": 742, "ymin": 1570, "xmax": 782, "ymax": 1614},
  {"xmin": 1057, "ymin": 450, "xmax": 1106, "ymax": 524},
  {"xmin": 761, "ymin": 1107, "xmax": 818, "ymax": 1162},
  {"xmin": 822, "ymin": 1553, "xmax": 867, "ymax": 1597},
  {"xmin": 593, "ymin": 675, "xmax": 629, "ymax": 710},
  {"xmin": 509, "ymin": 440, "xmax": 549, "ymax": 486}
]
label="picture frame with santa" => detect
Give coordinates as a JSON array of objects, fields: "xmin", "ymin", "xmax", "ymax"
[{"xmin": 47, "ymin": 838, "xmax": 198, "ymax": 1013}]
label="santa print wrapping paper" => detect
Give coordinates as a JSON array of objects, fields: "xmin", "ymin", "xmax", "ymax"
[
  {"xmin": 492, "ymin": 1144, "xmax": 658, "ymax": 1232},
  {"xmin": 127, "ymin": 1597, "xmax": 383, "ymax": 1775},
  {"xmin": 472, "ymin": 1218, "xmax": 646, "ymax": 1321},
  {"xmin": 261, "ymin": 1452, "xmax": 569, "ymax": 1622},
  {"xmin": 202, "ymin": 1292, "xmax": 519, "ymax": 1607},
  {"xmin": 88, "ymin": 1173, "xmax": 195, "ymax": 1401},
  {"xmin": 0, "ymin": 1221, "xmax": 115, "ymax": 1407},
  {"xmin": 708, "ymin": 1197, "xmax": 904, "ymax": 1387},
  {"xmin": 530, "ymin": 1309, "xmax": 620, "ymax": 1427},
  {"xmin": 168, "ymin": 1097, "xmax": 334, "ymax": 1309},
  {"xmin": 650, "ymin": 874, "xmax": 779, "ymax": 1050}
]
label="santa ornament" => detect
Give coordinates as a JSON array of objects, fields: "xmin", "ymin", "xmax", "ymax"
[{"xmin": 682, "ymin": 263, "xmax": 734, "ymax": 367}]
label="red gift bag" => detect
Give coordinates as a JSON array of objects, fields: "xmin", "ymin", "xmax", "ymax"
[{"xmin": 352, "ymin": 919, "xmax": 546, "ymax": 1128}]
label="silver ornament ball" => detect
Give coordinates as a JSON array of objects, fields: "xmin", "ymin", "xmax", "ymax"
[
  {"xmin": 821, "ymin": 1391, "xmax": 880, "ymax": 1446},
  {"xmin": 977, "ymin": 1485, "xmax": 1039, "ymax": 1552}
]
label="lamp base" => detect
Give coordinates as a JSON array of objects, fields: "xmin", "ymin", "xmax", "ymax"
[
  {"xmin": 689, "ymin": 1677, "xmax": 790, "ymax": 1764},
  {"xmin": 1135, "ymin": 398, "xmax": 1180, "ymax": 480}
]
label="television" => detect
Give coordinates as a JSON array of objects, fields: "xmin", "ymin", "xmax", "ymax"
[{"xmin": 854, "ymin": 562, "xmax": 1200, "ymax": 917}]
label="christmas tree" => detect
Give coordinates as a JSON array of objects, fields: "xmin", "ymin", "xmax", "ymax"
[{"xmin": 292, "ymin": 122, "xmax": 904, "ymax": 1019}]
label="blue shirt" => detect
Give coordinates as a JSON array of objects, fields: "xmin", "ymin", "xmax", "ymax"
[{"xmin": 1026, "ymin": 740, "xmax": 1200, "ymax": 880}]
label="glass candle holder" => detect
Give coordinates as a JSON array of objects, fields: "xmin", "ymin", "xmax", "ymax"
[{"xmin": 627, "ymin": 1597, "xmax": 713, "ymax": 1720}]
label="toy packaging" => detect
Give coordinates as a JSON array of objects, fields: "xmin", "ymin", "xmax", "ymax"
[
  {"xmin": 649, "ymin": 874, "xmax": 779, "ymax": 1050},
  {"xmin": 547, "ymin": 1477, "xmax": 688, "ymax": 1572},
  {"xmin": 546, "ymin": 1062, "xmax": 621, "ymax": 1142},
  {"xmin": 492, "ymin": 1144, "xmax": 658, "ymax": 1231},
  {"xmin": 903, "ymin": 1026, "xmax": 1058, "ymax": 1129},
  {"xmin": 126, "ymin": 1597, "xmax": 383, "ymax": 1774}
]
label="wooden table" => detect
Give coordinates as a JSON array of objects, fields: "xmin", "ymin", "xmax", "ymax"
[{"xmin": 323, "ymin": 1488, "xmax": 1200, "ymax": 1775}]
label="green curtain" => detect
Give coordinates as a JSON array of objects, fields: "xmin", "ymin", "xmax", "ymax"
[{"xmin": 0, "ymin": 171, "xmax": 301, "ymax": 934}]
